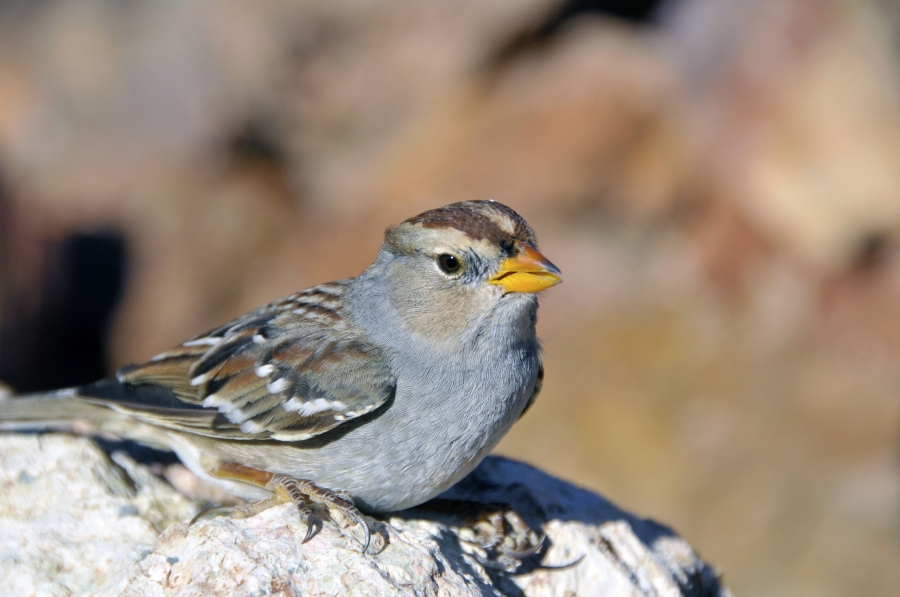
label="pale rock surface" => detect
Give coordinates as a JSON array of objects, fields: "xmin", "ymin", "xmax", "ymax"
[{"xmin": 0, "ymin": 433, "xmax": 729, "ymax": 596}]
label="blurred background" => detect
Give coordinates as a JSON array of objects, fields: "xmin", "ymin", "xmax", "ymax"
[{"xmin": 1, "ymin": 0, "xmax": 899, "ymax": 594}]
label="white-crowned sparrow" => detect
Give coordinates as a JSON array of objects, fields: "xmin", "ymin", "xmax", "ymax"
[{"xmin": 0, "ymin": 200, "xmax": 560, "ymax": 551}]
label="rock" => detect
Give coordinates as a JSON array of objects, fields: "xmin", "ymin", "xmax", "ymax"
[
  {"xmin": 0, "ymin": 434, "xmax": 196, "ymax": 596},
  {"xmin": 0, "ymin": 433, "xmax": 729, "ymax": 596}
]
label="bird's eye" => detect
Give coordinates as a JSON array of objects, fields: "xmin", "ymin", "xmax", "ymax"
[{"xmin": 437, "ymin": 254, "xmax": 462, "ymax": 275}]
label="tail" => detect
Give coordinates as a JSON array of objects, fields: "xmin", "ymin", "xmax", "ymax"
[
  {"xmin": 0, "ymin": 379, "xmax": 205, "ymax": 453},
  {"xmin": 0, "ymin": 386, "xmax": 117, "ymax": 432}
]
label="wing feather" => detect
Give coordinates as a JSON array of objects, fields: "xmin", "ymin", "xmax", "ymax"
[
  {"xmin": 517, "ymin": 361, "xmax": 543, "ymax": 420},
  {"xmin": 90, "ymin": 282, "xmax": 396, "ymax": 441}
]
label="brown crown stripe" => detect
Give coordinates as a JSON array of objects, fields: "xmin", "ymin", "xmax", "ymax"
[{"xmin": 404, "ymin": 200, "xmax": 536, "ymax": 247}]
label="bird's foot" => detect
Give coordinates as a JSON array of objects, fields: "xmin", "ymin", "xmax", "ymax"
[
  {"xmin": 421, "ymin": 499, "xmax": 545, "ymax": 571},
  {"xmin": 213, "ymin": 463, "xmax": 372, "ymax": 553}
]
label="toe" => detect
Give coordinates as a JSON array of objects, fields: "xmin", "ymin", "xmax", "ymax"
[{"xmin": 190, "ymin": 505, "xmax": 235, "ymax": 524}]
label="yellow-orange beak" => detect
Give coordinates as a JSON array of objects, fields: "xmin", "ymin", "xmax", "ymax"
[{"xmin": 490, "ymin": 242, "xmax": 562, "ymax": 293}]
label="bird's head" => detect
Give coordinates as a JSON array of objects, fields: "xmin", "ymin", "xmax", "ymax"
[{"xmin": 368, "ymin": 200, "xmax": 561, "ymax": 343}]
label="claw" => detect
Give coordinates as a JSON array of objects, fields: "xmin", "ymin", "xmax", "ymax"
[
  {"xmin": 189, "ymin": 505, "xmax": 234, "ymax": 524},
  {"xmin": 358, "ymin": 517, "xmax": 371, "ymax": 554},
  {"xmin": 210, "ymin": 464, "xmax": 370, "ymax": 554},
  {"xmin": 429, "ymin": 499, "xmax": 546, "ymax": 571},
  {"xmin": 499, "ymin": 534, "xmax": 545, "ymax": 560},
  {"xmin": 301, "ymin": 513, "xmax": 320, "ymax": 544}
]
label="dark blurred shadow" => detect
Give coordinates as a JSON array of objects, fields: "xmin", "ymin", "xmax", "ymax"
[
  {"xmin": 400, "ymin": 456, "xmax": 725, "ymax": 596},
  {"xmin": 485, "ymin": 0, "xmax": 668, "ymax": 72},
  {"xmin": 0, "ymin": 230, "xmax": 128, "ymax": 392}
]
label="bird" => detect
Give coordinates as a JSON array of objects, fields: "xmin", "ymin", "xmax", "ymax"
[{"xmin": 0, "ymin": 200, "xmax": 561, "ymax": 553}]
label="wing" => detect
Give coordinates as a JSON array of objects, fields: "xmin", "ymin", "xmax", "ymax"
[
  {"xmin": 517, "ymin": 361, "xmax": 543, "ymax": 420},
  {"xmin": 90, "ymin": 282, "xmax": 396, "ymax": 441}
]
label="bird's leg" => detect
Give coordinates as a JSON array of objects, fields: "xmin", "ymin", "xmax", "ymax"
[
  {"xmin": 418, "ymin": 499, "xmax": 545, "ymax": 571},
  {"xmin": 211, "ymin": 462, "xmax": 371, "ymax": 552}
]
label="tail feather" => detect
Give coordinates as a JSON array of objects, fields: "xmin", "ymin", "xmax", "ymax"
[
  {"xmin": 0, "ymin": 389, "xmax": 113, "ymax": 431},
  {"xmin": 0, "ymin": 387, "xmax": 180, "ymax": 454}
]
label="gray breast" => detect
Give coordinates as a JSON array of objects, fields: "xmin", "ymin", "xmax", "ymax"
[{"xmin": 311, "ymin": 323, "xmax": 539, "ymax": 511}]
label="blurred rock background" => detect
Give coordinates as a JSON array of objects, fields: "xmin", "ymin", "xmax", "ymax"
[{"xmin": 0, "ymin": 0, "xmax": 899, "ymax": 594}]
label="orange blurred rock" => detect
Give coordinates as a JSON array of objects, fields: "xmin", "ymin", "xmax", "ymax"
[{"xmin": 681, "ymin": 0, "xmax": 900, "ymax": 273}]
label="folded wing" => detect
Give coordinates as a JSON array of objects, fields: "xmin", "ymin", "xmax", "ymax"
[{"xmin": 82, "ymin": 283, "xmax": 396, "ymax": 442}]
